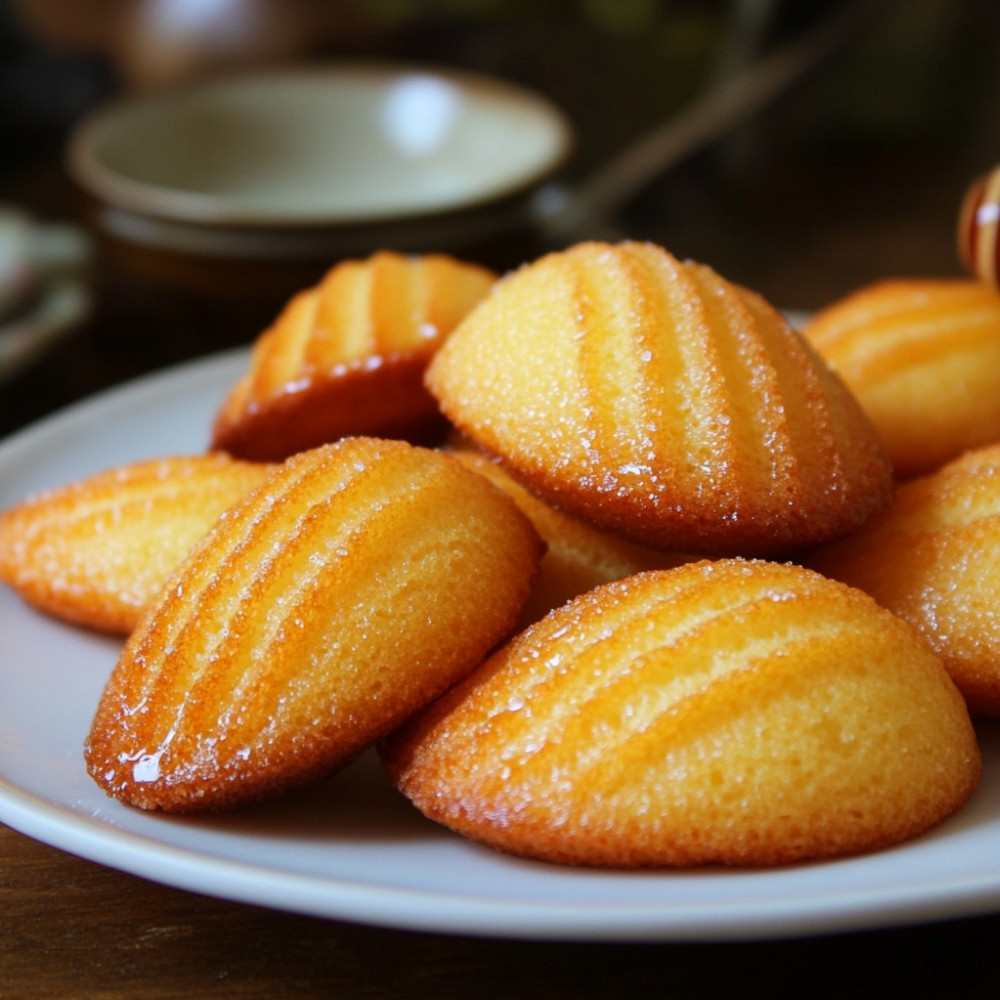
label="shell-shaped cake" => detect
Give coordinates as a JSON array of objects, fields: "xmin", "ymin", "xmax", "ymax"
[
  {"xmin": 802, "ymin": 279, "xmax": 1000, "ymax": 478},
  {"xmin": 445, "ymin": 438, "xmax": 693, "ymax": 627},
  {"xmin": 425, "ymin": 241, "xmax": 892, "ymax": 556},
  {"xmin": 958, "ymin": 165, "xmax": 1000, "ymax": 288},
  {"xmin": 382, "ymin": 559, "xmax": 980, "ymax": 868},
  {"xmin": 808, "ymin": 442, "xmax": 1000, "ymax": 716},
  {"xmin": 85, "ymin": 438, "xmax": 543, "ymax": 812},
  {"xmin": 212, "ymin": 251, "xmax": 496, "ymax": 461},
  {"xmin": 0, "ymin": 454, "xmax": 273, "ymax": 634}
]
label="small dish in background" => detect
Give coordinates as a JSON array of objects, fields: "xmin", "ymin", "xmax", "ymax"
[{"xmin": 0, "ymin": 205, "xmax": 90, "ymax": 384}]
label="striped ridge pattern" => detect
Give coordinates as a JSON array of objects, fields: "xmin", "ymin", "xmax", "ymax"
[
  {"xmin": 802, "ymin": 277, "xmax": 1000, "ymax": 477},
  {"xmin": 0, "ymin": 454, "xmax": 273, "ymax": 633},
  {"xmin": 212, "ymin": 251, "xmax": 495, "ymax": 460},
  {"xmin": 806, "ymin": 441, "xmax": 1000, "ymax": 715},
  {"xmin": 803, "ymin": 279, "xmax": 1000, "ymax": 391},
  {"xmin": 85, "ymin": 438, "xmax": 542, "ymax": 811},
  {"xmin": 386, "ymin": 559, "xmax": 979, "ymax": 867},
  {"xmin": 567, "ymin": 247, "xmax": 844, "ymax": 507},
  {"xmin": 397, "ymin": 561, "xmax": 872, "ymax": 784},
  {"xmin": 240, "ymin": 251, "xmax": 495, "ymax": 401},
  {"xmin": 426, "ymin": 240, "xmax": 891, "ymax": 554}
]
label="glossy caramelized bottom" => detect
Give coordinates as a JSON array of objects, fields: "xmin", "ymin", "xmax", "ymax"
[{"xmin": 212, "ymin": 251, "xmax": 496, "ymax": 461}]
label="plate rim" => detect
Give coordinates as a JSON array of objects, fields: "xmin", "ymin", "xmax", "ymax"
[{"xmin": 4, "ymin": 770, "xmax": 999, "ymax": 942}]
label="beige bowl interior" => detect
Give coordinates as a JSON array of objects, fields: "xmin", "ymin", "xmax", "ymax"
[{"xmin": 68, "ymin": 64, "xmax": 573, "ymax": 227}]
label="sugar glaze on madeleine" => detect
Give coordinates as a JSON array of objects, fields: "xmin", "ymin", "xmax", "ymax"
[
  {"xmin": 85, "ymin": 438, "xmax": 543, "ymax": 812},
  {"xmin": 0, "ymin": 453, "xmax": 274, "ymax": 634},
  {"xmin": 808, "ymin": 441, "xmax": 1000, "ymax": 715},
  {"xmin": 802, "ymin": 278, "xmax": 1000, "ymax": 478},
  {"xmin": 383, "ymin": 559, "xmax": 979, "ymax": 868},
  {"xmin": 426, "ymin": 241, "xmax": 892, "ymax": 556}
]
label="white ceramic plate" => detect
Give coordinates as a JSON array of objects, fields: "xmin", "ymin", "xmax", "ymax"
[{"xmin": 1, "ymin": 350, "xmax": 1000, "ymax": 942}]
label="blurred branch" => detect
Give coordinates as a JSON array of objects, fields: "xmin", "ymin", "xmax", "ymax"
[{"xmin": 537, "ymin": 0, "xmax": 899, "ymax": 243}]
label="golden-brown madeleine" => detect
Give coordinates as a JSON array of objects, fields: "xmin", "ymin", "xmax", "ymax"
[
  {"xmin": 801, "ymin": 279, "xmax": 1000, "ymax": 478},
  {"xmin": 0, "ymin": 454, "xmax": 274, "ymax": 634},
  {"xmin": 85, "ymin": 437, "xmax": 543, "ymax": 812},
  {"xmin": 808, "ymin": 442, "xmax": 1000, "ymax": 715},
  {"xmin": 445, "ymin": 437, "xmax": 693, "ymax": 626},
  {"xmin": 425, "ymin": 241, "xmax": 892, "ymax": 557},
  {"xmin": 212, "ymin": 251, "xmax": 496, "ymax": 461},
  {"xmin": 383, "ymin": 559, "xmax": 979, "ymax": 868}
]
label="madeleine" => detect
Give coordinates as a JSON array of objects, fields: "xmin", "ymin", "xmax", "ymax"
[
  {"xmin": 426, "ymin": 241, "xmax": 891, "ymax": 556},
  {"xmin": 383, "ymin": 559, "xmax": 979, "ymax": 868},
  {"xmin": 809, "ymin": 441, "xmax": 1000, "ymax": 715},
  {"xmin": 0, "ymin": 453, "xmax": 273, "ymax": 634},
  {"xmin": 213, "ymin": 251, "xmax": 496, "ymax": 460},
  {"xmin": 85, "ymin": 438, "xmax": 542, "ymax": 812},
  {"xmin": 802, "ymin": 278, "xmax": 1000, "ymax": 478}
]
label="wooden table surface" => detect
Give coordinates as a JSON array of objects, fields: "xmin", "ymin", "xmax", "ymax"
[
  {"xmin": 3, "ymin": 813, "xmax": 999, "ymax": 999},
  {"xmin": 5, "ymin": 20, "xmax": 1000, "ymax": 991}
]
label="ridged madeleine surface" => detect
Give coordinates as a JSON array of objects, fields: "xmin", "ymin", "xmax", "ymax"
[
  {"xmin": 808, "ymin": 442, "xmax": 1000, "ymax": 715},
  {"xmin": 383, "ymin": 559, "xmax": 979, "ymax": 868},
  {"xmin": 445, "ymin": 437, "xmax": 693, "ymax": 627},
  {"xmin": 0, "ymin": 454, "xmax": 273, "ymax": 634},
  {"xmin": 213, "ymin": 251, "xmax": 496, "ymax": 461},
  {"xmin": 85, "ymin": 438, "xmax": 542, "ymax": 812},
  {"xmin": 802, "ymin": 279, "xmax": 1000, "ymax": 478},
  {"xmin": 426, "ymin": 241, "xmax": 892, "ymax": 556}
]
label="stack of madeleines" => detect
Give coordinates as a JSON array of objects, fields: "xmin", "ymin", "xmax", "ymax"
[{"xmin": 1, "ymin": 240, "xmax": 994, "ymax": 869}]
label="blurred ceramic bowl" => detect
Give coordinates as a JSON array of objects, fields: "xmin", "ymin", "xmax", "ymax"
[
  {"xmin": 0, "ymin": 204, "xmax": 90, "ymax": 383},
  {"xmin": 66, "ymin": 62, "xmax": 573, "ymax": 261}
]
